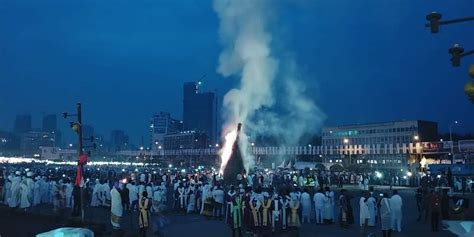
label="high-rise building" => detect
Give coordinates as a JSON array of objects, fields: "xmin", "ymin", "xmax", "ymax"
[
  {"xmin": 42, "ymin": 114, "xmax": 57, "ymax": 132},
  {"xmin": 41, "ymin": 114, "xmax": 62, "ymax": 146},
  {"xmin": 14, "ymin": 114, "xmax": 32, "ymax": 134},
  {"xmin": 82, "ymin": 125, "xmax": 94, "ymax": 139},
  {"xmin": 183, "ymin": 82, "xmax": 216, "ymax": 143},
  {"xmin": 110, "ymin": 130, "xmax": 129, "ymax": 151},
  {"xmin": 150, "ymin": 112, "xmax": 181, "ymax": 149}
]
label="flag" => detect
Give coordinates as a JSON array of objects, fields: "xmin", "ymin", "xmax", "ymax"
[{"xmin": 75, "ymin": 154, "xmax": 88, "ymax": 187}]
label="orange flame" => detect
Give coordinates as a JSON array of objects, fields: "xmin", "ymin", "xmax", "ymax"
[{"xmin": 219, "ymin": 129, "xmax": 238, "ymax": 175}]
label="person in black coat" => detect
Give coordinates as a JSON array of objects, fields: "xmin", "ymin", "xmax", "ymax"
[{"xmin": 121, "ymin": 184, "xmax": 130, "ymax": 211}]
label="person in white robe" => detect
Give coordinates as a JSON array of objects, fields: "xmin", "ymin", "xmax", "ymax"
[
  {"xmin": 9, "ymin": 171, "xmax": 22, "ymax": 208},
  {"xmin": 90, "ymin": 179, "xmax": 101, "ymax": 207},
  {"xmin": 360, "ymin": 192, "xmax": 370, "ymax": 235},
  {"xmin": 110, "ymin": 183, "xmax": 123, "ymax": 229},
  {"xmin": 390, "ymin": 190, "xmax": 403, "ymax": 232},
  {"xmin": 146, "ymin": 184, "xmax": 153, "ymax": 205},
  {"xmin": 138, "ymin": 183, "xmax": 145, "ymax": 200},
  {"xmin": 40, "ymin": 177, "xmax": 49, "ymax": 204},
  {"xmin": 300, "ymin": 189, "xmax": 312, "ymax": 223},
  {"xmin": 367, "ymin": 193, "xmax": 377, "ymax": 227},
  {"xmin": 33, "ymin": 177, "xmax": 41, "ymax": 206},
  {"xmin": 358, "ymin": 175, "xmax": 364, "ymax": 190},
  {"xmin": 200, "ymin": 184, "xmax": 210, "ymax": 214},
  {"xmin": 187, "ymin": 190, "xmax": 196, "ymax": 213},
  {"xmin": 127, "ymin": 182, "xmax": 138, "ymax": 210},
  {"xmin": 152, "ymin": 187, "xmax": 161, "ymax": 213},
  {"xmin": 177, "ymin": 183, "xmax": 186, "ymax": 211},
  {"xmin": 4, "ymin": 176, "xmax": 12, "ymax": 204},
  {"xmin": 140, "ymin": 173, "xmax": 146, "ymax": 184},
  {"xmin": 49, "ymin": 180, "xmax": 56, "ymax": 204},
  {"xmin": 20, "ymin": 177, "xmax": 31, "ymax": 210},
  {"xmin": 380, "ymin": 193, "xmax": 392, "ymax": 236},
  {"xmin": 313, "ymin": 189, "xmax": 326, "ymax": 224},
  {"xmin": 363, "ymin": 177, "xmax": 369, "ymax": 191},
  {"xmin": 65, "ymin": 181, "xmax": 74, "ymax": 208},
  {"xmin": 103, "ymin": 181, "xmax": 111, "ymax": 207},
  {"xmin": 324, "ymin": 187, "xmax": 335, "ymax": 222}
]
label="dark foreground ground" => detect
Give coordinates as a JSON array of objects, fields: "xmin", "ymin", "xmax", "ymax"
[{"xmin": 0, "ymin": 185, "xmax": 472, "ymax": 237}]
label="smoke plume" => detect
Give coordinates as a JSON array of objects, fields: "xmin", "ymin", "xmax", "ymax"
[{"xmin": 214, "ymin": 0, "xmax": 325, "ymax": 173}]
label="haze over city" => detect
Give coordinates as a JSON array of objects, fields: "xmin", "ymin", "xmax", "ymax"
[{"xmin": 1, "ymin": 1, "xmax": 473, "ymax": 145}]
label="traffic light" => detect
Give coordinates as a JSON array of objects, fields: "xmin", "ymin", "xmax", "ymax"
[
  {"xmin": 449, "ymin": 44, "xmax": 464, "ymax": 67},
  {"xmin": 426, "ymin": 12, "xmax": 442, "ymax": 33}
]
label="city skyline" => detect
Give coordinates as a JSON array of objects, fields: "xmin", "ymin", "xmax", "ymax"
[{"xmin": 1, "ymin": 1, "xmax": 473, "ymax": 145}]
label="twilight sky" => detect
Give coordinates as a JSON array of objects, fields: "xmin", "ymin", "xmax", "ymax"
[{"xmin": 0, "ymin": 0, "xmax": 473, "ymax": 145}]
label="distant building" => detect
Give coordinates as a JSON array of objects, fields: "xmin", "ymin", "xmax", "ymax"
[
  {"xmin": 110, "ymin": 130, "xmax": 129, "ymax": 151},
  {"xmin": 20, "ymin": 131, "xmax": 55, "ymax": 151},
  {"xmin": 150, "ymin": 112, "xmax": 181, "ymax": 149},
  {"xmin": 82, "ymin": 125, "xmax": 94, "ymax": 139},
  {"xmin": 42, "ymin": 114, "xmax": 57, "ymax": 132},
  {"xmin": 42, "ymin": 114, "xmax": 61, "ymax": 146},
  {"xmin": 14, "ymin": 114, "xmax": 32, "ymax": 134},
  {"xmin": 93, "ymin": 134, "xmax": 106, "ymax": 154},
  {"xmin": 322, "ymin": 120, "xmax": 438, "ymax": 167},
  {"xmin": 164, "ymin": 130, "xmax": 208, "ymax": 150},
  {"xmin": 183, "ymin": 82, "xmax": 216, "ymax": 143},
  {"xmin": 0, "ymin": 131, "xmax": 20, "ymax": 150}
]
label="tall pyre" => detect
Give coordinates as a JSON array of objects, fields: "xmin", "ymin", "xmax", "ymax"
[{"xmin": 220, "ymin": 123, "xmax": 245, "ymax": 184}]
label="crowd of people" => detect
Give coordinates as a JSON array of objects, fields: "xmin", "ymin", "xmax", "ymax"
[{"xmin": 0, "ymin": 162, "xmax": 472, "ymax": 236}]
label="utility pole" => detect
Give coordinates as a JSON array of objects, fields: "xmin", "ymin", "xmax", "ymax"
[
  {"xmin": 76, "ymin": 103, "xmax": 84, "ymax": 224},
  {"xmin": 64, "ymin": 102, "xmax": 86, "ymax": 224},
  {"xmin": 77, "ymin": 103, "xmax": 83, "ymax": 156}
]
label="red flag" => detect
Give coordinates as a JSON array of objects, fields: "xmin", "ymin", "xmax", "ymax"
[{"xmin": 75, "ymin": 154, "xmax": 88, "ymax": 187}]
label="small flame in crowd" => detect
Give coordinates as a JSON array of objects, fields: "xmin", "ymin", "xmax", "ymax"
[{"xmin": 219, "ymin": 129, "xmax": 238, "ymax": 175}]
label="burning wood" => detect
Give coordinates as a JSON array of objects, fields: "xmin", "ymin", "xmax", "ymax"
[{"xmin": 219, "ymin": 123, "xmax": 245, "ymax": 183}]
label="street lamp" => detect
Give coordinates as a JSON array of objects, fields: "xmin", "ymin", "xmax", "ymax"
[
  {"xmin": 343, "ymin": 138, "xmax": 351, "ymax": 165},
  {"xmin": 449, "ymin": 120, "xmax": 459, "ymax": 164}
]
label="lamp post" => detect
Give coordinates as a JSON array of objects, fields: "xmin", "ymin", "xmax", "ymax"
[
  {"xmin": 343, "ymin": 138, "xmax": 351, "ymax": 165},
  {"xmin": 413, "ymin": 135, "xmax": 422, "ymax": 173},
  {"xmin": 449, "ymin": 120, "xmax": 459, "ymax": 164}
]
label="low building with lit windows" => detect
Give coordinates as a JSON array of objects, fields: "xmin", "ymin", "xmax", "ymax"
[{"xmin": 322, "ymin": 120, "xmax": 438, "ymax": 168}]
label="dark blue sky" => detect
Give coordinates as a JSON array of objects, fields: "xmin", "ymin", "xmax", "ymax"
[{"xmin": 1, "ymin": 0, "xmax": 473, "ymax": 144}]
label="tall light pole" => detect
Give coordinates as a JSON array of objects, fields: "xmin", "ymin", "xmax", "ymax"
[
  {"xmin": 343, "ymin": 138, "xmax": 350, "ymax": 165},
  {"xmin": 449, "ymin": 120, "xmax": 459, "ymax": 164},
  {"xmin": 413, "ymin": 135, "xmax": 422, "ymax": 172}
]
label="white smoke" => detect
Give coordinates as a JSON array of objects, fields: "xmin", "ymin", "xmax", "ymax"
[{"xmin": 214, "ymin": 0, "xmax": 325, "ymax": 173}]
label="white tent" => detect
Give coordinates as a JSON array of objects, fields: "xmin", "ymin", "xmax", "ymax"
[
  {"xmin": 293, "ymin": 161, "xmax": 317, "ymax": 170},
  {"xmin": 277, "ymin": 160, "xmax": 286, "ymax": 169}
]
